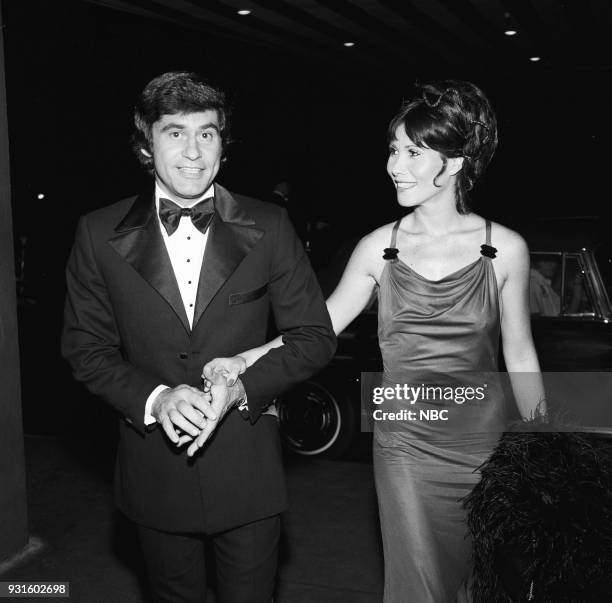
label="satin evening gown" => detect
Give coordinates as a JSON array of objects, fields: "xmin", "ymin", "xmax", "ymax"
[{"xmin": 373, "ymin": 219, "xmax": 506, "ymax": 602}]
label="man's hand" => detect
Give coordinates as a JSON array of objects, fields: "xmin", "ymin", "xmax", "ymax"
[
  {"xmin": 151, "ymin": 385, "xmax": 216, "ymax": 445},
  {"xmin": 186, "ymin": 375, "xmax": 246, "ymax": 457}
]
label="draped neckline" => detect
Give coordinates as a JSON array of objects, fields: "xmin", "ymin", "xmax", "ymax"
[{"xmin": 385, "ymin": 255, "xmax": 485, "ymax": 285}]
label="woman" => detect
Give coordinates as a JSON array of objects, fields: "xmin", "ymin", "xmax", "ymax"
[{"xmin": 203, "ymin": 80, "xmax": 545, "ymax": 602}]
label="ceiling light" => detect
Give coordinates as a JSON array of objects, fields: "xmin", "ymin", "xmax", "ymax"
[
  {"xmin": 503, "ymin": 12, "xmax": 518, "ymax": 37},
  {"xmin": 343, "ymin": 42, "xmax": 355, "ymax": 47},
  {"xmin": 237, "ymin": 10, "xmax": 251, "ymax": 16},
  {"xmin": 529, "ymin": 56, "xmax": 541, "ymax": 62},
  {"xmin": 37, "ymin": 193, "xmax": 45, "ymax": 199}
]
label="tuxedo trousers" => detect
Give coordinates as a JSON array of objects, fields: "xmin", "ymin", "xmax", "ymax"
[{"xmin": 137, "ymin": 515, "xmax": 280, "ymax": 603}]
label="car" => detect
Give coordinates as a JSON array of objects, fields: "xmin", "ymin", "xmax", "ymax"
[
  {"xmin": 276, "ymin": 217, "xmax": 612, "ymax": 458},
  {"xmin": 521, "ymin": 217, "xmax": 612, "ymax": 370}
]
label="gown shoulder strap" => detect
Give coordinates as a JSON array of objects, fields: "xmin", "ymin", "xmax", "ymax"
[
  {"xmin": 383, "ymin": 219, "xmax": 402, "ymax": 261},
  {"xmin": 390, "ymin": 219, "xmax": 402, "ymax": 248},
  {"xmin": 480, "ymin": 219, "xmax": 498, "ymax": 259}
]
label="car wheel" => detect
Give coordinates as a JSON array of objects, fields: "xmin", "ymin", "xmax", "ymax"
[{"xmin": 276, "ymin": 379, "xmax": 356, "ymax": 459}]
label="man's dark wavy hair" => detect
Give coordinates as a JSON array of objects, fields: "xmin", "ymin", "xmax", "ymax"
[
  {"xmin": 132, "ymin": 71, "xmax": 231, "ymax": 173},
  {"xmin": 388, "ymin": 80, "xmax": 498, "ymax": 214}
]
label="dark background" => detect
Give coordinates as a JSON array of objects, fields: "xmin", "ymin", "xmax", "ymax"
[{"xmin": 2, "ymin": 0, "xmax": 610, "ymax": 433}]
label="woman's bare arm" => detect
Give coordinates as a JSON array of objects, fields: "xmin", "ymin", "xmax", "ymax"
[
  {"xmin": 498, "ymin": 228, "xmax": 547, "ymax": 419},
  {"xmin": 203, "ymin": 231, "xmax": 384, "ymax": 382}
]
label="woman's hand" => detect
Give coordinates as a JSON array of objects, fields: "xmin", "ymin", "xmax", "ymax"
[{"xmin": 202, "ymin": 356, "xmax": 247, "ymax": 387}]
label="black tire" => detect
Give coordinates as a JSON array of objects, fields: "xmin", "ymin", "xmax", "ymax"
[{"xmin": 276, "ymin": 379, "xmax": 357, "ymax": 459}]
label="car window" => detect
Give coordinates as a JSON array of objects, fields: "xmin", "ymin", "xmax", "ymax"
[
  {"xmin": 594, "ymin": 244, "xmax": 612, "ymax": 302},
  {"xmin": 529, "ymin": 253, "xmax": 562, "ymax": 317},
  {"xmin": 529, "ymin": 252, "xmax": 596, "ymax": 317},
  {"xmin": 563, "ymin": 254, "xmax": 595, "ymax": 316}
]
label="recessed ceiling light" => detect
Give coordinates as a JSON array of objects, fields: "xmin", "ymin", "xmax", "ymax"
[
  {"xmin": 237, "ymin": 10, "xmax": 251, "ymax": 16},
  {"xmin": 503, "ymin": 12, "xmax": 519, "ymax": 37},
  {"xmin": 530, "ymin": 56, "xmax": 541, "ymax": 62},
  {"xmin": 343, "ymin": 42, "xmax": 355, "ymax": 47}
]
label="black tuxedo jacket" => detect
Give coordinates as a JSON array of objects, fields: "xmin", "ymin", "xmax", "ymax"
[{"xmin": 62, "ymin": 184, "xmax": 336, "ymax": 533}]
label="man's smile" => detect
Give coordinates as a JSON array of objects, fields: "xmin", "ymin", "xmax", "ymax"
[{"xmin": 177, "ymin": 167, "xmax": 205, "ymax": 177}]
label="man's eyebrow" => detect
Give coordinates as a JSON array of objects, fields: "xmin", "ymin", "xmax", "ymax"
[
  {"xmin": 199, "ymin": 123, "xmax": 220, "ymax": 132},
  {"xmin": 159, "ymin": 122, "xmax": 186, "ymax": 132},
  {"xmin": 159, "ymin": 122, "xmax": 220, "ymax": 133}
]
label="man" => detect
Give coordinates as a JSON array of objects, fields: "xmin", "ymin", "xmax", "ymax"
[{"xmin": 62, "ymin": 71, "xmax": 336, "ymax": 602}]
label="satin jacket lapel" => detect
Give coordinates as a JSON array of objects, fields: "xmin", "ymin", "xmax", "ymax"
[
  {"xmin": 192, "ymin": 185, "xmax": 264, "ymax": 329},
  {"xmin": 107, "ymin": 187, "xmax": 190, "ymax": 333}
]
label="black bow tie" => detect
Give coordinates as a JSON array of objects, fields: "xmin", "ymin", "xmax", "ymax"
[{"xmin": 158, "ymin": 197, "xmax": 215, "ymax": 236}]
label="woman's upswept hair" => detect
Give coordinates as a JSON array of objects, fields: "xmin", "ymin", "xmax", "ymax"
[
  {"xmin": 388, "ymin": 80, "xmax": 498, "ymax": 213},
  {"xmin": 132, "ymin": 71, "xmax": 232, "ymax": 173}
]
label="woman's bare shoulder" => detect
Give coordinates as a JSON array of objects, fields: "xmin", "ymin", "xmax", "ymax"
[
  {"xmin": 489, "ymin": 221, "xmax": 529, "ymax": 257},
  {"xmin": 487, "ymin": 220, "xmax": 530, "ymax": 283},
  {"xmin": 347, "ymin": 221, "xmax": 398, "ymax": 276},
  {"xmin": 359, "ymin": 220, "xmax": 399, "ymax": 250}
]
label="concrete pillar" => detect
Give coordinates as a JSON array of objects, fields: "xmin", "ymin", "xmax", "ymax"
[{"xmin": 0, "ymin": 2, "xmax": 29, "ymax": 561}]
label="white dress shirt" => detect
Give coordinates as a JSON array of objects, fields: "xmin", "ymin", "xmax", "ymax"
[{"xmin": 144, "ymin": 183, "xmax": 214, "ymax": 425}]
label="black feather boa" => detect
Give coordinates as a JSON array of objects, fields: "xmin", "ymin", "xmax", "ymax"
[{"xmin": 464, "ymin": 419, "xmax": 612, "ymax": 602}]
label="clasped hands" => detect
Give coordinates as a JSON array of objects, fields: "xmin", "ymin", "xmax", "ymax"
[{"xmin": 151, "ymin": 356, "xmax": 247, "ymax": 457}]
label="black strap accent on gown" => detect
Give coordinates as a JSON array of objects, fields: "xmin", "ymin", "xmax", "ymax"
[{"xmin": 373, "ymin": 219, "xmax": 506, "ymax": 602}]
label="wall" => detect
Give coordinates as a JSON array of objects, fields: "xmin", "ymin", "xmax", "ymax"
[{"xmin": 0, "ymin": 2, "xmax": 28, "ymax": 561}]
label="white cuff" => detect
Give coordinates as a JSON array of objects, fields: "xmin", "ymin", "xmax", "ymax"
[{"xmin": 144, "ymin": 385, "xmax": 170, "ymax": 425}]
